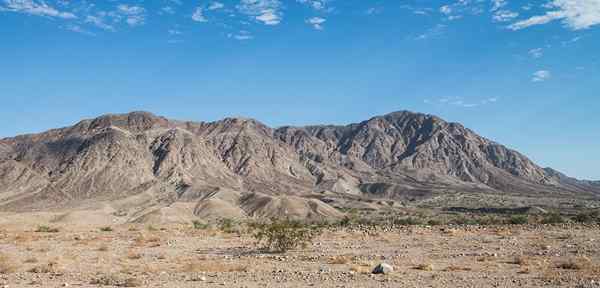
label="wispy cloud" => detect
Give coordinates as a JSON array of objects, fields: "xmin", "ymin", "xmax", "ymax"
[
  {"xmin": 424, "ymin": 96, "xmax": 499, "ymax": 108},
  {"xmin": 116, "ymin": 4, "xmax": 145, "ymax": 27},
  {"xmin": 2, "ymin": 0, "xmax": 76, "ymax": 19},
  {"xmin": 416, "ymin": 24, "xmax": 446, "ymax": 40},
  {"xmin": 509, "ymin": 0, "xmax": 600, "ymax": 30},
  {"xmin": 306, "ymin": 17, "xmax": 325, "ymax": 30},
  {"xmin": 528, "ymin": 48, "xmax": 543, "ymax": 59},
  {"xmin": 532, "ymin": 70, "xmax": 551, "ymax": 82},
  {"xmin": 208, "ymin": 2, "xmax": 225, "ymax": 11},
  {"xmin": 237, "ymin": 0, "xmax": 282, "ymax": 25},
  {"xmin": 192, "ymin": 7, "xmax": 207, "ymax": 22}
]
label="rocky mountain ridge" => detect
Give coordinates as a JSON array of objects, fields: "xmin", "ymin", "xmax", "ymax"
[{"xmin": 0, "ymin": 111, "xmax": 597, "ymax": 222}]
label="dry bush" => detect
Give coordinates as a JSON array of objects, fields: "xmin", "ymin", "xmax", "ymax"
[
  {"xmin": 182, "ymin": 261, "xmax": 248, "ymax": 273},
  {"xmin": 415, "ymin": 263, "xmax": 434, "ymax": 271},
  {"xmin": 23, "ymin": 257, "xmax": 38, "ymax": 264},
  {"xmin": 28, "ymin": 261, "xmax": 59, "ymax": 274},
  {"xmin": 509, "ymin": 256, "xmax": 533, "ymax": 266},
  {"xmin": 328, "ymin": 255, "xmax": 352, "ymax": 265},
  {"xmin": 556, "ymin": 256, "xmax": 592, "ymax": 270},
  {"xmin": 133, "ymin": 234, "xmax": 161, "ymax": 247},
  {"xmin": 98, "ymin": 245, "xmax": 109, "ymax": 252},
  {"xmin": 443, "ymin": 265, "xmax": 472, "ymax": 272},
  {"xmin": 91, "ymin": 273, "xmax": 141, "ymax": 287},
  {"xmin": 35, "ymin": 225, "xmax": 59, "ymax": 233},
  {"xmin": 127, "ymin": 251, "xmax": 142, "ymax": 260},
  {"xmin": 0, "ymin": 253, "xmax": 18, "ymax": 274},
  {"xmin": 350, "ymin": 264, "xmax": 372, "ymax": 274}
]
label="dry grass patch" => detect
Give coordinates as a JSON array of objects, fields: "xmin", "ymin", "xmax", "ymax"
[
  {"xmin": 27, "ymin": 260, "xmax": 59, "ymax": 274},
  {"xmin": 443, "ymin": 265, "xmax": 472, "ymax": 272},
  {"xmin": 328, "ymin": 255, "xmax": 352, "ymax": 265},
  {"xmin": 415, "ymin": 263, "xmax": 434, "ymax": 271},
  {"xmin": 23, "ymin": 257, "xmax": 38, "ymax": 264},
  {"xmin": 91, "ymin": 273, "xmax": 141, "ymax": 287},
  {"xmin": 127, "ymin": 251, "xmax": 142, "ymax": 260},
  {"xmin": 556, "ymin": 256, "xmax": 592, "ymax": 270},
  {"xmin": 0, "ymin": 253, "xmax": 18, "ymax": 274},
  {"xmin": 182, "ymin": 261, "xmax": 248, "ymax": 273},
  {"xmin": 350, "ymin": 264, "xmax": 372, "ymax": 274}
]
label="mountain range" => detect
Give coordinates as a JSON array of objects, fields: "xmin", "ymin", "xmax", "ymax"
[{"xmin": 1, "ymin": 111, "xmax": 598, "ymax": 222}]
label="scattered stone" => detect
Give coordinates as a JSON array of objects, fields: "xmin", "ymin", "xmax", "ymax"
[{"xmin": 372, "ymin": 263, "xmax": 394, "ymax": 274}]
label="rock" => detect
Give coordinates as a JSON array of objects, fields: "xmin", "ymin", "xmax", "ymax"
[{"xmin": 372, "ymin": 263, "xmax": 394, "ymax": 274}]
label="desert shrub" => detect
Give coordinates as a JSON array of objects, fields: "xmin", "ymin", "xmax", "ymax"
[
  {"xmin": 541, "ymin": 213, "xmax": 565, "ymax": 224},
  {"xmin": 475, "ymin": 215, "xmax": 504, "ymax": 226},
  {"xmin": 91, "ymin": 274, "xmax": 141, "ymax": 287},
  {"xmin": 249, "ymin": 219, "xmax": 323, "ymax": 252},
  {"xmin": 572, "ymin": 211, "xmax": 599, "ymax": 223},
  {"xmin": 393, "ymin": 217, "xmax": 423, "ymax": 226},
  {"xmin": 192, "ymin": 220, "xmax": 209, "ymax": 230},
  {"xmin": 35, "ymin": 225, "xmax": 59, "ymax": 233},
  {"xmin": 218, "ymin": 218, "xmax": 238, "ymax": 233},
  {"xmin": 99, "ymin": 226, "xmax": 113, "ymax": 232},
  {"xmin": 508, "ymin": 215, "xmax": 529, "ymax": 225},
  {"xmin": 449, "ymin": 215, "xmax": 478, "ymax": 226},
  {"xmin": 427, "ymin": 219, "xmax": 443, "ymax": 226}
]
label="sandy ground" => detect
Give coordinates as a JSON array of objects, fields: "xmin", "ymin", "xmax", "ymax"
[{"xmin": 1, "ymin": 222, "xmax": 599, "ymax": 288}]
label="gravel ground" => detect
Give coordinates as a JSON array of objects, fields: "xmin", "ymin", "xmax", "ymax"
[{"xmin": 1, "ymin": 223, "xmax": 599, "ymax": 287}]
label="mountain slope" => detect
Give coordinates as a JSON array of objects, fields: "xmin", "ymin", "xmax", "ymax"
[{"xmin": 0, "ymin": 111, "xmax": 596, "ymax": 221}]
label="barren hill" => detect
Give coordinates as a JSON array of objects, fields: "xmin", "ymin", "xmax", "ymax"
[{"xmin": 0, "ymin": 111, "xmax": 597, "ymax": 223}]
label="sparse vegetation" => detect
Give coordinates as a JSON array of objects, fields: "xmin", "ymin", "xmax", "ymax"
[
  {"xmin": 0, "ymin": 253, "xmax": 17, "ymax": 274},
  {"xmin": 509, "ymin": 215, "xmax": 529, "ymax": 225},
  {"xmin": 91, "ymin": 274, "xmax": 141, "ymax": 287},
  {"xmin": 540, "ymin": 213, "xmax": 565, "ymax": 224},
  {"xmin": 415, "ymin": 263, "xmax": 434, "ymax": 271},
  {"xmin": 192, "ymin": 220, "xmax": 209, "ymax": 230},
  {"xmin": 35, "ymin": 225, "xmax": 59, "ymax": 233},
  {"xmin": 250, "ymin": 219, "xmax": 323, "ymax": 252},
  {"xmin": 99, "ymin": 226, "xmax": 114, "ymax": 232}
]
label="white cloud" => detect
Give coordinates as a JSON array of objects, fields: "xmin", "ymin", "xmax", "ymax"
[
  {"xmin": 528, "ymin": 48, "xmax": 543, "ymax": 58},
  {"xmin": 510, "ymin": 0, "xmax": 600, "ymax": 30},
  {"xmin": 416, "ymin": 24, "xmax": 446, "ymax": 40},
  {"xmin": 228, "ymin": 30, "xmax": 253, "ymax": 40},
  {"xmin": 532, "ymin": 70, "xmax": 551, "ymax": 82},
  {"xmin": 491, "ymin": 0, "xmax": 507, "ymax": 12},
  {"xmin": 297, "ymin": 0, "xmax": 330, "ymax": 11},
  {"xmin": 440, "ymin": 5, "xmax": 452, "ymax": 15},
  {"xmin": 2, "ymin": 0, "xmax": 76, "ymax": 19},
  {"xmin": 117, "ymin": 4, "xmax": 145, "ymax": 26},
  {"xmin": 192, "ymin": 7, "xmax": 207, "ymax": 22},
  {"xmin": 168, "ymin": 29, "xmax": 182, "ymax": 35},
  {"xmin": 493, "ymin": 10, "xmax": 518, "ymax": 22},
  {"xmin": 208, "ymin": 2, "xmax": 225, "ymax": 10},
  {"xmin": 425, "ymin": 96, "xmax": 498, "ymax": 108},
  {"xmin": 306, "ymin": 16, "xmax": 325, "ymax": 30},
  {"xmin": 237, "ymin": 0, "xmax": 282, "ymax": 25},
  {"xmin": 85, "ymin": 15, "xmax": 114, "ymax": 31},
  {"xmin": 255, "ymin": 9, "xmax": 280, "ymax": 25}
]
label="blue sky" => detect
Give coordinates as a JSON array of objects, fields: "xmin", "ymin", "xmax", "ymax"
[{"xmin": 1, "ymin": 0, "xmax": 599, "ymax": 179}]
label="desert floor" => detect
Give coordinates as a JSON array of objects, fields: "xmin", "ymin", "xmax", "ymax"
[{"xmin": 1, "ymin": 222, "xmax": 599, "ymax": 288}]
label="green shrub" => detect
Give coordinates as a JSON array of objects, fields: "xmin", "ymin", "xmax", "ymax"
[
  {"xmin": 218, "ymin": 218, "xmax": 238, "ymax": 233},
  {"xmin": 508, "ymin": 215, "xmax": 529, "ymax": 225},
  {"xmin": 35, "ymin": 225, "xmax": 59, "ymax": 233},
  {"xmin": 572, "ymin": 211, "xmax": 599, "ymax": 223},
  {"xmin": 249, "ymin": 219, "xmax": 322, "ymax": 252},
  {"xmin": 393, "ymin": 217, "xmax": 423, "ymax": 226},
  {"xmin": 427, "ymin": 219, "xmax": 443, "ymax": 226},
  {"xmin": 99, "ymin": 226, "xmax": 113, "ymax": 232},
  {"xmin": 192, "ymin": 220, "xmax": 209, "ymax": 230},
  {"xmin": 541, "ymin": 213, "xmax": 565, "ymax": 224}
]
